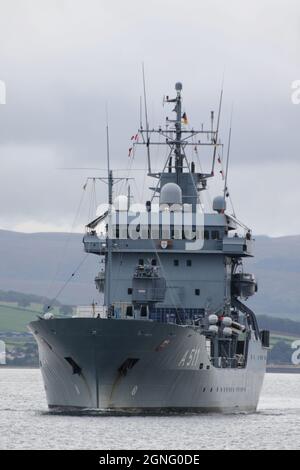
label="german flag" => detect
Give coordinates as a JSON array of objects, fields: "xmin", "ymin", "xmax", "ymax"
[{"xmin": 182, "ymin": 112, "xmax": 188, "ymax": 125}]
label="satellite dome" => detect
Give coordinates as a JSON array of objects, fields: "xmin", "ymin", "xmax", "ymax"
[
  {"xmin": 213, "ymin": 196, "xmax": 226, "ymax": 214},
  {"xmin": 222, "ymin": 317, "xmax": 233, "ymax": 327},
  {"xmin": 208, "ymin": 314, "xmax": 218, "ymax": 325},
  {"xmin": 160, "ymin": 183, "xmax": 182, "ymax": 206},
  {"xmin": 208, "ymin": 325, "xmax": 218, "ymax": 335},
  {"xmin": 223, "ymin": 327, "xmax": 233, "ymax": 337},
  {"xmin": 114, "ymin": 195, "xmax": 128, "ymax": 211}
]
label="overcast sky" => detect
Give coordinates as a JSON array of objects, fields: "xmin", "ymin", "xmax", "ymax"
[{"xmin": 0, "ymin": 0, "xmax": 300, "ymax": 236}]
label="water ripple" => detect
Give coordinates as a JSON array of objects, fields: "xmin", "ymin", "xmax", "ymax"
[{"xmin": 0, "ymin": 369, "xmax": 299, "ymax": 450}]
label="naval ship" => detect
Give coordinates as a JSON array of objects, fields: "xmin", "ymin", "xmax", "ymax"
[{"xmin": 29, "ymin": 82, "xmax": 269, "ymax": 413}]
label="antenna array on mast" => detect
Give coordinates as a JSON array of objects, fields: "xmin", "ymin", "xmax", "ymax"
[{"xmin": 135, "ymin": 81, "xmax": 223, "ymax": 183}]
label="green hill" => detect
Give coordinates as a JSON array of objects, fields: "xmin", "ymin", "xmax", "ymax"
[
  {"xmin": 0, "ymin": 304, "xmax": 40, "ymax": 332},
  {"xmin": 0, "ymin": 303, "xmax": 68, "ymax": 333},
  {"xmin": 0, "ymin": 295, "xmax": 74, "ymax": 333}
]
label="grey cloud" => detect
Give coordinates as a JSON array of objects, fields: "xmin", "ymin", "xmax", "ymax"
[{"xmin": 0, "ymin": 0, "xmax": 300, "ymax": 234}]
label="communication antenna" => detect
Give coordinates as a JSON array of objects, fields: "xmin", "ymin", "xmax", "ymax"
[
  {"xmin": 224, "ymin": 108, "xmax": 233, "ymax": 199},
  {"xmin": 105, "ymin": 106, "xmax": 111, "ymax": 174},
  {"xmin": 127, "ymin": 184, "xmax": 131, "ymax": 211},
  {"xmin": 211, "ymin": 88, "xmax": 223, "ymax": 174},
  {"xmin": 142, "ymin": 63, "xmax": 152, "ymax": 174},
  {"xmin": 211, "ymin": 111, "xmax": 214, "ymax": 135},
  {"xmin": 139, "ymin": 95, "xmax": 143, "ymax": 130}
]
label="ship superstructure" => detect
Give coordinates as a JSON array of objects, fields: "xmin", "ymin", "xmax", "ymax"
[{"xmin": 29, "ymin": 82, "xmax": 269, "ymax": 413}]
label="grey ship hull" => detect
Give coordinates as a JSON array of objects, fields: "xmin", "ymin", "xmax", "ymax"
[{"xmin": 29, "ymin": 318, "xmax": 267, "ymax": 413}]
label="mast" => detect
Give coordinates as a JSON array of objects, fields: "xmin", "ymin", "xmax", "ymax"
[
  {"xmin": 133, "ymin": 81, "xmax": 222, "ymax": 206},
  {"xmin": 106, "ymin": 124, "xmax": 112, "ymax": 314},
  {"xmin": 174, "ymin": 82, "xmax": 183, "ymax": 181}
]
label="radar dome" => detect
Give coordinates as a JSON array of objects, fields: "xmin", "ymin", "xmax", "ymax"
[
  {"xmin": 213, "ymin": 196, "xmax": 226, "ymax": 214},
  {"xmin": 175, "ymin": 82, "xmax": 183, "ymax": 91},
  {"xmin": 160, "ymin": 183, "xmax": 182, "ymax": 206}
]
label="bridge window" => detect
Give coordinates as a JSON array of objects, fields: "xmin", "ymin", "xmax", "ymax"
[
  {"xmin": 126, "ymin": 306, "xmax": 133, "ymax": 317},
  {"xmin": 186, "ymin": 260, "xmax": 192, "ymax": 267},
  {"xmin": 140, "ymin": 306, "xmax": 148, "ymax": 317},
  {"xmin": 195, "ymin": 289, "xmax": 200, "ymax": 296},
  {"xmin": 212, "ymin": 230, "xmax": 220, "ymax": 240},
  {"xmin": 151, "ymin": 259, "xmax": 157, "ymax": 266},
  {"xmin": 138, "ymin": 259, "xmax": 144, "ymax": 266},
  {"xmin": 174, "ymin": 259, "xmax": 179, "ymax": 266},
  {"xmin": 204, "ymin": 230, "xmax": 210, "ymax": 240},
  {"xmin": 128, "ymin": 288, "xmax": 133, "ymax": 295}
]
